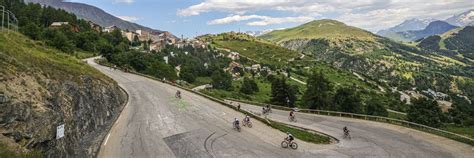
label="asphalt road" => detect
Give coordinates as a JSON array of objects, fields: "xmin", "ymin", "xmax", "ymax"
[
  {"xmin": 88, "ymin": 59, "xmax": 327, "ymax": 158},
  {"xmin": 87, "ymin": 58, "xmax": 473, "ymax": 158},
  {"xmin": 232, "ymin": 101, "xmax": 474, "ymax": 158}
]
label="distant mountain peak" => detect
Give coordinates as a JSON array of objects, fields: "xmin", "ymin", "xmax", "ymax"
[
  {"xmin": 377, "ymin": 18, "xmax": 436, "ymax": 37},
  {"xmin": 446, "ymin": 9, "xmax": 474, "ymax": 26}
]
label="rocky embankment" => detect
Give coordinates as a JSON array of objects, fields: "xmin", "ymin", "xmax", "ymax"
[
  {"xmin": 0, "ymin": 69, "xmax": 126, "ymax": 157},
  {"xmin": 0, "ymin": 70, "xmax": 126, "ymax": 157}
]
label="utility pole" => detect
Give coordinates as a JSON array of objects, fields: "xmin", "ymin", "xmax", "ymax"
[
  {"xmin": 6, "ymin": 11, "xmax": 9, "ymax": 34},
  {"xmin": 1, "ymin": 5, "xmax": 4, "ymax": 32}
]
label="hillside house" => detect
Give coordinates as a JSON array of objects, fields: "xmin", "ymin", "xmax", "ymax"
[
  {"xmin": 251, "ymin": 64, "xmax": 261, "ymax": 71},
  {"xmin": 103, "ymin": 25, "xmax": 119, "ymax": 33},
  {"xmin": 227, "ymin": 52, "xmax": 240, "ymax": 60},
  {"xmin": 88, "ymin": 21, "xmax": 101, "ymax": 32},
  {"xmin": 49, "ymin": 22, "xmax": 79, "ymax": 32},
  {"xmin": 50, "ymin": 22, "xmax": 69, "ymax": 28},
  {"xmin": 227, "ymin": 61, "xmax": 243, "ymax": 74}
]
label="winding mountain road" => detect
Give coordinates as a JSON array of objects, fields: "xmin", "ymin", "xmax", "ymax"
[
  {"xmin": 232, "ymin": 101, "xmax": 473, "ymax": 158},
  {"xmin": 87, "ymin": 58, "xmax": 473, "ymax": 158}
]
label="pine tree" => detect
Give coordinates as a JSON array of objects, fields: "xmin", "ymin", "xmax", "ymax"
[{"xmin": 302, "ymin": 71, "xmax": 333, "ymax": 109}]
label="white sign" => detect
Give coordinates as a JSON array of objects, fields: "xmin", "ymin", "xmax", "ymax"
[{"xmin": 56, "ymin": 124, "xmax": 65, "ymax": 139}]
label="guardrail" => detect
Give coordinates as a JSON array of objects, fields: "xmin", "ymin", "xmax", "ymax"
[
  {"xmin": 1, "ymin": 5, "xmax": 19, "ymax": 33},
  {"xmin": 227, "ymin": 98, "xmax": 474, "ymax": 146}
]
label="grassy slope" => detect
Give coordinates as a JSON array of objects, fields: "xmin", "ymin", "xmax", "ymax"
[
  {"xmin": 0, "ymin": 32, "xmax": 111, "ymax": 84},
  {"xmin": 260, "ymin": 19, "xmax": 376, "ymax": 43},
  {"xmin": 0, "ymin": 32, "xmax": 114, "ymax": 156},
  {"xmin": 213, "ymin": 40, "xmax": 300, "ymax": 66},
  {"xmin": 200, "ymin": 33, "xmax": 379, "ymax": 105}
]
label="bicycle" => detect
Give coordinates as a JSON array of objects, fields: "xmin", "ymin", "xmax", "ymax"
[
  {"xmin": 233, "ymin": 123, "xmax": 241, "ymax": 132},
  {"xmin": 243, "ymin": 120, "xmax": 252, "ymax": 128},
  {"xmin": 343, "ymin": 131, "xmax": 351, "ymax": 140},
  {"xmin": 281, "ymin": 138, "xmax": 298, "ymax": 149},
  {"xmin": 288, "ymin": 115, "xmax": 297, "ymax": 122}
]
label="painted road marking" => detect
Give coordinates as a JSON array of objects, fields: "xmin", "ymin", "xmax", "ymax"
[{"xmin": 104, "ymin": 133, "xmax": 111, "ymax": 145}]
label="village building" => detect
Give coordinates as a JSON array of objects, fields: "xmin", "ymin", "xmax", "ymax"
[
  {"xmin": 227, "ymin": 52, "xmax": 240, "ymax": 60},
  {"xmin": 49, "ymin": 22, "xmax": 69, "ymax": 28},
  {"xmin": 227, "ymin": 61, "xmax": 243, "ymax": 74},
  {"xmin": 103, "ymin": 25, "xmax": 119, "ymax": 33},
  {"xmin": 88, "ymin": 21, "xmax": 101, "ymax": 32},
  {"xmin": 251, "ymin": 64, "xmax": 261, "ymax": 72}
]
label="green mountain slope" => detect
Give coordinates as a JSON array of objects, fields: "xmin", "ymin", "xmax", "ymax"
[
  {"xmin": 260, "ymin": 19, "xmax": 376, "ymax": 43},
  {"xmin": 198, "ymin": 32, "xmax": 381, "ymax": 92},
  {"xmin": 418, "ymin": 26, "xmax": 474, "ymax": 61},
  {"xmin": 260, "ymin": 20, "xmax": 474, "ymax": 100}
]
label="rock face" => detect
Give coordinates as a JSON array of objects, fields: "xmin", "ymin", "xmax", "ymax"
[{"xmin": 0, "ymin": 72, "xmax": 126, "ymax": 157}]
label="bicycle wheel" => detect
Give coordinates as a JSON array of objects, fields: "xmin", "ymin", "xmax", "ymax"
[
  {"xmin": 290, "ymin": 142, "xmax": 298, "ymax": 149},
  {"xmin": 281, "ymin": 141, "xmax": 288, "ymax": 148},
  {"xmin": 248, "ymin": 122, "xmax": 252, "ymax": 128}
]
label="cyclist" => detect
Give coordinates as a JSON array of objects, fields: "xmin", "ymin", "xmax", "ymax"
[
  {"xmin": 343, "ymin": 126, "xmax": 350, "ymax": 138},
  {"xmin": 286, "ymin": 132, "xmax": 294, "ymax": 143},
  {"xmin": 233, "ymin": 118, "xmax": 240, "ymax": 128},
  {"xmin": 289, "ymin": 110, "xmax": 295, "ymax": 120},
  {"xmin": 175, "ymin": 90, "xmax": 181, "ymax": 99},
  {"xmin": 244, "ymin": 115, "xmax": 250, "ymax": 123}
]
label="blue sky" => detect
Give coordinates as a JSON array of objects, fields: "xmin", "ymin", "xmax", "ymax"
[{"xmin": 69, "ymin": 0, "xmax": 474, "ymax": 38}]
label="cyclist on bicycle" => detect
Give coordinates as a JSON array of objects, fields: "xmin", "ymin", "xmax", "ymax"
[
  {"xmin": 286, "ymin": 132, "xmax": 294, "ymax": 143},
  {"xmin": 289, "ymin": 110, "xmax": 295, "ymax": 118},
  {"xmin": 176, "ymin": 90, "xmax": 181, "ymax": 98},
  {"xmin": 244, "ymin": 115, "xmax": 250, "ymax": 123},
  {"xmin": 234, "ymin": 118, "xmax": 240, "ymax": 127}
]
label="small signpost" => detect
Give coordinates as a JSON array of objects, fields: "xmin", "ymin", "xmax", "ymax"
[{"xmin": 56, "ymin": 124, "xmax": 65, "ymax": 139}]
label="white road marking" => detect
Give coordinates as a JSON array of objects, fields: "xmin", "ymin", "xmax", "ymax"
[{"xmin": 104, "ymin": 133, "xmax": 111, "ymax": 145}]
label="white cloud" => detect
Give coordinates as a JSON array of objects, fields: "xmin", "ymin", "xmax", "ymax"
[
  {"xmin": 208, "ymin": 15, "xmax": 266, "ymax": 25},
  {"xmin": 208, "ymin": 15, "xmax": 314, "ymax": 26},
  {"xmin": 118, "ymin": 16, "xmax": 140, "ymax": 22},
  {"xmin": 246, "ymin": 16, "xmax": 315, "ymax": 26},
  {"xmin": 179, "ymin": 0, "xmax": 474, "ymax": 30},
  {"xmin": 114, "ymin": 0, "xmax": 134, "ymax": 4}
]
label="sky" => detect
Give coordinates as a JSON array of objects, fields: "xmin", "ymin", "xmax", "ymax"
[{"xmin": 68, "ymin": 0, "xmax": 474, "ymax": 38}]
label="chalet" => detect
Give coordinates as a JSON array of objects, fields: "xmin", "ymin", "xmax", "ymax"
[
  {"xmin": 122, "ymin": 31, "xmax": 138, "ymax": 42},
  {"xmin": 49, "ymin": 22, "xmax": 79, "ymax": 32},
  {"xmin": 251, "ymin": 64, "xmax": 261, "ymax": 71},
  {"xmin": 227, "ymin": 61, "xmax": 243, "ymax": 74},
  {"xmin": 227, "ymin": 52, "xmax": 240, "ymax": 60},
  {"xmin": 49, "ymin": 22, "xmax": 69, "ymax": 28},
  {"xmin": 88, "ymin": 21, "xmax": 101, "ymax": 32},
  {"xmin": 103, "ymin": 25, "xmax": 119, "ymax": 33}
]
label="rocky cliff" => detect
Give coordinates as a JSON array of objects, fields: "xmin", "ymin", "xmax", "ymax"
[{"xmin": 0, "ymin": 32, "xmax": 126, "ymax": 157}]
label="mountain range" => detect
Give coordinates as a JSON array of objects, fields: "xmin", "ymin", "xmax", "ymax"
[
  {"xmin": 446, "ymin": 9, "xmax": 474, "ymax": 26},
  {"xmin": 23, "ymin": 0, "xmax": 166, "ymax": 34},
  {"xmin": 261, "ymin": 19, "xmax": 474, "ymax": 99},
  {"xmin": 398, "ymin": 21, "xmax": 458, "ymax": 41},
  {"xmin": 378, "ymin": 9, "xmax": 474, "ymax": 42},
  {"xmin": 377, "ymin": 18, "xmax": 435, "ymax": 36}
]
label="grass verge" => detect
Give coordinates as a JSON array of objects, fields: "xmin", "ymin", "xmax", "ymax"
[{"xmin": 270, "ymin": 120, "xmax": 331, "ymax": 144}]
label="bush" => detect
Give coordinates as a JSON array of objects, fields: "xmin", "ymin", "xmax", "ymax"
[{"xmin": 407, "ymin": 98, "xmax": 444, "ymax": 127}]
